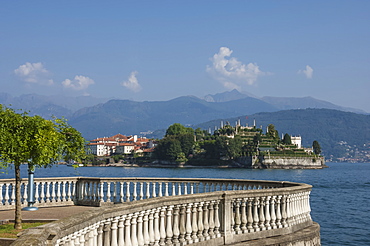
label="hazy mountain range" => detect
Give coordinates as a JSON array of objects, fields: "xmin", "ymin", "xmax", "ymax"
[{"xmin": 1, "ymin": 90, "xmax": 368, "ymax": 159}]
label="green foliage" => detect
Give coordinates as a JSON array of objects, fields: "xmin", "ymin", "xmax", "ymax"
[
  {"xmin": 0, "ymin": 105, "xmax": 86, "ymax": 229},
  {"xmin": 165, "ymin": 123, "xmax": 194, "ymax": 136},
  {"xmin": 154, "ymin": 137, "xmax": 183, "ymax": 161},
  {"xmin": 312, "ymin": 140, "xmax": 322, "ymax": 155},
  {"xmin": 282, "ymin": 133, "xmax": 292, "ymax": 145},
  {"xmin": 267, "ymin": 124, "xmax": 279, "ymax": 141},
  {"xmin": 226, "ymin": 136, "xmax": 243, "ymax": 159}
]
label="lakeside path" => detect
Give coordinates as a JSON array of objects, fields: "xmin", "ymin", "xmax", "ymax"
[{"xmin": 0, "ymin": 206, "xmax": 98, "ymax": 222}]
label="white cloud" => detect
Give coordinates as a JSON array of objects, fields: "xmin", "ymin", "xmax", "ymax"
[
  {"xmin": 14, "ymin": 62, "xmax": 54, "ymax": 85},
  {"xmin": 62, "ymin": 75, "xmax": 95, "ymax": 91},
  {"xmin": 121, "ymin": 71, "xmax": 142, "ymax": 92},
  {"xmin": 298, "ymin": 65, "xmax": 313, "ymax": 79},
  {"xmin": 206, "ymin": 47, "xmax": 267, "ymax": 89}
]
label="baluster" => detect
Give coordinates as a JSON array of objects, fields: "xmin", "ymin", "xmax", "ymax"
[
  {"xmin": 154, "ymin": 208, "xmax": 161, "ymax": 246},
  {"xmin": 253, "ymin": 197, "xmax": 260, "ymax": 232},
  {"xmin": 185, "ymin": 203, "xmax": 193, "ymax": 244},
  {"xmin": 103, "ymin": 219, "xmax": 111, "ymax": 246},
  {"xmin": 234, "ymin": 199, "xmax": 241, "ymax": 234},
  {"xmin": 50, "ymin": 182, "xmax": 57, "ymax": 203},
  {"xmin": 74, "ymin": 231, "xmax": 80, "ymax": 246},
  {"xmin": 137, "ymin": 212, "xmax": 145, "ymax": 246},
  {"xmin": 298, "ymin": 193, "xmax": 304, "ymax": 223},
  {"xmin": 179, "ymin": 204, "xmax": 186, "ymax": 244},
  {"xmin": 184, "ymin": 182, "xmax": 188, "ymax": 195},
  {"xmin": 56, "ymin": 182, "xmax": 61, "ymax": 202},
  {"xmin": 99, "ymin": 182, "xmax": 104, "ymax": 203},
  {"xmin": 149, "ymin": 209, "xmax": 155, "ymax": 245},
  {"xmin": 66, "ymin": 181, "xmax": 72, "ymax": 202},
  {"xmin": 276, "ymin": 195, "xmax": 282, "ymax": 228},
  {"xmin": 131, "ymin": 213, "xmax": 139, "ymax": 246},
  {"xmin": 208, "ymin": 201, "xmax": 215, "ymax": 238},
  {"xmin": 40, "ymin": 182, "xmax": 45, "ymax": 204},
  {"xmin": 146, "ymin": 182, "xmax": 150, "ymax": 199},
  {"xmin": 203, "ymin": 202, "xmax": 210, "ymax": 240},
  {"xmin": 247, "ymin": 198, "xmax": 254, "ymax": 232},
  {"xmin": 172, "ymin": 183, "xmax": 176, "ymax": 196},
  {"xmin": 34, "ymin": 182, "xmax": 40, "ymax": 204},
  {"xmin": 9, "ymin": 183, "xmax": 15, "ymax": 205},
  {"xmin": 281, "ymin": 195, "xmax": 288, "ymax": 228},
  {"xmin": 81, "ymin": 228, "xmax": 88, "ymax": 246},
  {"xmin": 110, "ymin": 217, "xmax": 119, "ymax": 246},
  {"xmin": 97, "ymin": 221, "xmax": 104, "ymax": 246},
  {"xmin": 140, "ymin": 182, "xmax": 144, "ymax": 200},
  {"xmin": 172, "ymin": 205, "xmax": 180, "ymax": 245},
  {"xmin": 115, "ymin": 182, "xmax": 119, "ymax": 203},
  {"xmin": 133, "ymin": 182, "xmax": 138, "ymax": 201},
  {"xmin": 119, "ymin": 182, "xmax": 124, "ymax": 203},
  {"xmin": 177, "ymin": 183, "xmax": 182, "ymax": 196},
  {"xmin": 72, "ymin": 181, "xmax": 77, "ymax": 203},
  {"xmin": 230, "ymin": 198, "xmax": 234, "ymax": 231},
  {"xmin": 197, "ymin": 202, "xmax": 204, "ymax": 241},
  {"xmin": 107, "ymin": 182, "xmax": 112, "ymax": 203},
  {"xmin": 241, "ymin": 198, "xmax": 247, "ymax": 233},
  {"xmin": 125, "ymin": 214, "xmax": 133, "ymax": 246},
  {"xmin": 214, "ymin": 200, "xmax": 221, "ymax": 237},
  {"xmin": 23, "ymin": 183, "xmax": 28, "ymax": 205},
  {"xmin": 4, "ymin": 183, "xmax": 10, "ymax": 205},
  {"xmin": 270, "ymin": 196, "xmax": 277, "ymax": 229},
  {"xmin": 63, "ymin": 181, "xmax": 68, "ymax": 202},
  {"xmin": 191, "ymin": 203, "xmax": 198, "ymax": 243},
  {"xmin": 158, "ymin": 183, "xmax": 163, "ymax": 197},
  {"xmin": 78, "ymin": 181, "xmax": 84, "ymax": 202},
  {"xmin": 87, "ymin": 225, "xmax": 95, "ymax": 246},
  {"xmin": 159, "ymin": 207, "xmax": 166, "ymax": 246},
  {"xmin": 289, "ymin": 194, "xmax": 295, "ymax": 225},
  {"xmin": 306, "ymin": 191, "xmax": 312, "ymax": 221},
  {"xmin": 164, "ymin": 182, "xmax": 169, "ymax": 197},
  {"xmin": 118, "ymin": 215, "xmax": 125, "ymax": 246},
  {"xmin": 126, "ymin": 182, "xmax": 131, "ymax": 202},
  {"xmin": 190, "ymin": 183, "xmax": 194, "ymax": 194},
  {"xmin": 166, "ymin": 206, "xmax": 174, "ymax": 245},
  {"xmin": 92, "ymin": 223, "xmax": 99, "ymax": 246},
  {"xmin": 143, "ymin": 210, "xmax": 150, "ymax": 246},
  {"xmin": 259, "ymin": 197, "xmax": 266, "ymax": 231},
  {"xmin": 152, "ymin": 182, "xmax": 157, "ymax": 198}
]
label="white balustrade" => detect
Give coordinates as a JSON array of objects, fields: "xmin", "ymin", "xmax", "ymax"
[{"xmin": 5, "ymin": 177, "xmax": 314, "ymax": 246}]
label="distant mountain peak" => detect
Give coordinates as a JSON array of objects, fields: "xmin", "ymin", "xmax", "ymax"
[{"xmin": 203, "ymin": 89, "xmax": 257, "ymax": 102}]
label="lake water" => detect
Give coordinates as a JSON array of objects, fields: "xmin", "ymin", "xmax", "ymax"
[{"xmin": 2, "ymin": 162, "xmax": 370, "ymax": 246}]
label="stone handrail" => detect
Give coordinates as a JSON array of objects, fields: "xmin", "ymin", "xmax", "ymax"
[
  {"xmin": 8, "ymin": 178, "xmax": 313, "ymax": 246},
  {"xmin": 1, "ymin": 177, "xmax": 288, "ymax": 210}
]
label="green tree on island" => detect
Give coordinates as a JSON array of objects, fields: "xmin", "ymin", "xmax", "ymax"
[
  {"xmin": 0, "ymin": 105, "xmax": 86, "ymax": 229},
  {"xmin": 312, "ymin": 140, "xmax": 322, "ymax": 155},
  {"xmin": 282, "ymin": 133, "xmax": 292, "ymax": 145},
  {"xmin": 267, "ymin": 124, "xmax": 279, "ymax": 141}
]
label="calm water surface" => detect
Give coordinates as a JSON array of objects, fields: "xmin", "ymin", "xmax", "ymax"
[{"xmin": 2, "ymin": 162, "xmax": 370, "ymax": 246}]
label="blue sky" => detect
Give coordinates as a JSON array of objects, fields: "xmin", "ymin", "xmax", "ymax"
[{"xmin": 1, "ymin": 1, "xmax": 369, "ymax": 112}]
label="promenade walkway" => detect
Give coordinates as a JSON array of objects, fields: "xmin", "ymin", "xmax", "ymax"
[{"xmin": 0, "ymin": 206, "xmax": 97, "ymax": 222}]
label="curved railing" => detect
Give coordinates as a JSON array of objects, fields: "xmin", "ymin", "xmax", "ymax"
[
  {"xmin": 1, "ymin": 177, "xmax": 288, "ymax": 209},
  {"xmin": 7, "ymin": 178, "xmax": 313, "ymax": 246}
]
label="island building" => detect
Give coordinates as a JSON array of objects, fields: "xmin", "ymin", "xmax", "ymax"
[
  {"xmin": 86, "ymin": 133, "xmax": 155, "ymax": 157},
  {"xmin": 212, "ymin": 120, "xmax": 325, "ymax": 169}
]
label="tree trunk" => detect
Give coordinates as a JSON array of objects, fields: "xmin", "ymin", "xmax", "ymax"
[{"xmin": 14, "ymin": 164, "xmax": 22, "ymax": 229}]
